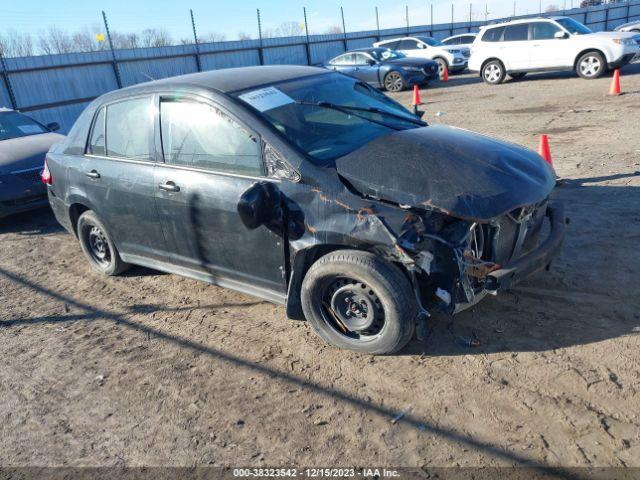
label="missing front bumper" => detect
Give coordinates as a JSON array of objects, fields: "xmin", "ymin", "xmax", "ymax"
[{"xmin": 484, "ymin": 202, "xmax": 566, "ymax": 292}]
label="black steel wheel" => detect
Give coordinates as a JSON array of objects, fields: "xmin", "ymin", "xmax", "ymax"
[
  {"xmin": 77, "ymin": 210, "xmax": 129, "ymax": 276},
  {"xmin": 301, "ymin": 250, "xmax": 416, "ymax": 354},
  {"xmin": 384, "ymin": 71, "xmax": 405, "ymax": 92}
]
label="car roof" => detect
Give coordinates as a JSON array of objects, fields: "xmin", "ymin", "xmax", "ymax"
[
  {"xmin": 480, "ymin": 16, "xmax": 564, "ymax": 29},
  {"xmin": 444, "ymin": 33, "xmax": 477, "ymax": 39},
  {"xmin": 100, "ymin": 65, "xmax": 330, "ymax": 101}
]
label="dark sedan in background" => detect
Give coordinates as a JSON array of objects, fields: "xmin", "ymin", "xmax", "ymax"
[
  {"xmin": 324, "ymin": 48, "xmax": 439, "ymax": 92},
  {"xmin": 0, "ymin": 108, "xmax": 63, "ymax": 219}
]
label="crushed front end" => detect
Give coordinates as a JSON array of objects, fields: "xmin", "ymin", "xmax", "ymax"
[{"xmin": 396, "ymin": 199, "xmax": 566, "ymax": 314}]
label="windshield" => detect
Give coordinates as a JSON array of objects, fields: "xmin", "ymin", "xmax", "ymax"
[
  {"xmin": 556, "ymin": 18, "xmax": 592, "ymax": 35},
  {"xmin": 0, "ymin": 111, "xmax": 48, "ymax": 141},
  {"xmin": 417, "ymin": 36, "xmax": 444, "ymax": 46},
  {"xmin": 234, "ymin": 73, "xmax": 422, "ymax": 164},
  {"xmin": 372, "ymin": 49, "xmax": 406, "ymax": 61}
]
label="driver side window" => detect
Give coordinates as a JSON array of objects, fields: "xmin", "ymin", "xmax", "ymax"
[
  {"xmin": 398, "ymin": 39, "xmax": 420, "ymax": 50},
  {"xmin": 160, "ymin": 99, "xmax": 262, "ymax": 176},
  {"xmin": 532, "ymin": 22, "xmax": 562, "ymax": 40}
]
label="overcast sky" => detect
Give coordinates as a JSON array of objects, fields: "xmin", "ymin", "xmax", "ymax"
[{"xmin": 1, "ymin": 0, "xmax": 574, "ymax": 41}]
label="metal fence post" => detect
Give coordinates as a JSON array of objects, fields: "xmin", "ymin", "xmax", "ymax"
[
  {"xmin": 0, "ymin": 50, "xmax": 18, "ymax": 110},
  {"xmin": 430, "ymin": 4, "xmax": 434, "ymax": 36},
  {"xmin": 406, "ymin": 5, "xmax": 410, "ymax": 34},
  {"xmin": 451, "ymin": 4, "xmax": 454, "ymax": 36},
  {"xmin": 375, "ymin": 7, "xmax": 381, "ymax": 41},
  {"xmin": 190, "ymin": 9, "xmax": 202, "ymax": 72},
  {"xmin": 102, "ymin": 11, "xmax": 122, "ymax": 89},
  {"xmin": 257, "ymin": 9, "xmax": 264, "ymax": 65},
  {"xmin": 303, "ymin": 7, "xmax": 311, "ymax": 65},
  {"xmin": 604, "ymin": 3, "xmax": 610, "ymax": 30},
  {"xmin": 468, "ymin": 3, "xmax": 472, "ymax": 32},
  {"xmin": 341, "ymin": 7, "xmax": 348, "ymax": 51},
  {"xmin": 626, "ymin": 0, "xmax": 631, "ymax": 23}
]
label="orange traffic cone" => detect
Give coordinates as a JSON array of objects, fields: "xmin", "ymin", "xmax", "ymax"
[
  {"xmin": 412, "ymin": 84, "xmax": 422, "ymax": 107},
  {"xmin": 538, "ymin": 134, "xmax": 553, "ymax": 167},
  {"xmin": 442, "ymin": 66, "xmax": 449, "ymax": 82},
  {"xmin": 609, "ymin": 69, "xmax": 621, "ymax": 96}
]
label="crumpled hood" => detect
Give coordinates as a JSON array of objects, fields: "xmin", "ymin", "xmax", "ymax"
[
  {"xmin": 335, "ymin": 125, "xmax": 555, "ymax": 221},
  {"xmin": 0, "ymin": 133, "xmax": 65, "ymax": 174}
]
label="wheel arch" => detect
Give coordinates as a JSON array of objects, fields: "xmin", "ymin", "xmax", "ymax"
[
  {"xmin": 480, "ymin": 57, "xmax": 505, "ymax": 74},
  {"xmin": 573, "ymin": 48, "xmax": 607, "ymax": 69},
  {"xmin": 285, "ymin": 244, "xmax": 353, "ymax": 321},
  {"xmin": 433, "ymin": 55, "xmax": 449, "ymax": 67}
]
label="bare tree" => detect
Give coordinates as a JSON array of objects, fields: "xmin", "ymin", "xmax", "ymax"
[
  {"xmin": 38, "ymin": 26, "xmax": 75, "ymax": 55},
  {"xmin": 545, "ymin": 4, "xmax": 561, "ymax": 11},
  {"xmin": 277, "ymin": 21, "xmax": 304, "ymax": 37},
  {"xmin": 200, "ymin": 32, "xmax": 227, "ymax": 43},
  {"xmin": 0, "ymin": 30, "xmax": 35, "ymax": 58},
  {"xmin": 325, "ymin": 25, "xmax": 343, "ymax": 34},
  {"xmin": 139, "ymin": 28, "xmax": 173, "ymax": 48},
  {"xmin": 237, "ymin": 32, "xmax": 252, "ymax": 40}
]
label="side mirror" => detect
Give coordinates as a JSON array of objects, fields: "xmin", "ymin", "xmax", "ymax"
[
  {"xmin": 554, "ymin": 31, "xmax": 568, "ymax": 39},
  {"xmin": 367, "ymin": 59, "xmax": 376, "ymax": 66},
  {"xmin": 237, "ymin": 181, "xmax": 281, "ymax": 230},
  {"xmin": 46, "ymin": 122, "xmax": 60, "ymax": 132}
]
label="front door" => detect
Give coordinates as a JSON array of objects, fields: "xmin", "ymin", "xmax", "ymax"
[
  {"xmin": 352, "ymin": 53, "xmax": 380, "ymax": 85},
  {"xmin": 153, "ymin": 97, "xmax": 286, "ymax": 297},
  {"xmin": 530, "ymin": 21, "xmax": 572, "ymax": 68}
]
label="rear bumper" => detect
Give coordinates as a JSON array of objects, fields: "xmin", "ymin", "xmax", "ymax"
[
  {"xmin": 47, "ymin": 189, "xmax": 74, "ymax": 234},
  {"xmin": 484, "ymin": 202, "xmax": 566, "ymax": 292}
]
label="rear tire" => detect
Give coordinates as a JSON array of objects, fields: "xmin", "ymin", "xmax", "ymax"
[
  {"xmin": 482, "ymin": 60, "xmax": 506, "ymax": 84},
  {"xmin": 576, "ymin": 51, "xmax": 606, "ymax": 79},
  {"xmin": 301, "ymin": 250, "xmax": 416, "ymax": 355},
  {"xmin": 77, "ymin": 210, "xmax": 129, "ymax": 276}
]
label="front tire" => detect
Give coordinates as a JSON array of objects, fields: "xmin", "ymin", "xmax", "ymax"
[
  {"xmin": 576, "ymin": 51, "xmax": 606, "ymax": 79},
  {"xmin": 383, "ymin": 71, "xmax": 405, "ymax": 92},
  {"xmin": 301, "ymin": 250, "xmax": 417, "ymax": 354},
  {"xmin": 434, "ymin": 58, "xmax": 448, "ymax": 78},
  {"xmin": 482, "ymin": 60, "xmax": 506, "ymax": 84},
  {"xmin": 77, "ymin": 210, "xmax": 129, "ymax": 276}
]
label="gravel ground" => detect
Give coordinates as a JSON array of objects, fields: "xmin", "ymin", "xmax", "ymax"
[{"xmin": 1, "ymin": 63, "xmax": 639, "ymax": 472}]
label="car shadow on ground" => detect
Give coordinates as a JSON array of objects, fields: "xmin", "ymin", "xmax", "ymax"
[
  {"xmin": 428, "ymin": 60, "xmax": 640, "ymax": 90},
  {"xmin": 0, "ymin": 207, "xmax": 63, "ymax": 236},
  {"xmin": 0, "ymin": 265, "xmax": 598, "ymax": 478}
]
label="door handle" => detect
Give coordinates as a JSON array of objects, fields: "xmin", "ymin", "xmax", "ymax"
[
  {"xmin": 85, "ymin": 170, "xmax": 100, "ymax": 179},
  {"xmin": 159, "ymin": 181, "xmax": 180, "ymax": 192}
]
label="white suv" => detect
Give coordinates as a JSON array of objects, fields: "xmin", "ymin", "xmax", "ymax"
[
  {"xmin": 373, "ymin": 36, "xmax": 469, "ymax": 76},
  {"xmin": 468, "ymin": 16, "xmax": 640, "ymax": 84}
]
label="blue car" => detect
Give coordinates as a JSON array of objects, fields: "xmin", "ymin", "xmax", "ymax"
[{"xmin": 324, "ymin": 48, "xmax": 439, "ymax": 92}]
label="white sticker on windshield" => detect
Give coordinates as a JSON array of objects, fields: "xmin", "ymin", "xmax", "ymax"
[
  {"xmin": 17, "ymin": 124, "xmax": 42, "ymax": 134},
  {"xmin": 239, "ymin": 86, "xmax": 295, "ymax": 112}
]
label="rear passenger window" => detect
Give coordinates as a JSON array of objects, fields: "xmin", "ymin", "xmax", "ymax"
[
  {"xmin": 160, "ymin": 100, "xmax": 262, "ymax": 176},
  {"xmin": 88, "ymin": 107, "xmax": 106, "ymax": 156},
  {"xmin": 105, "ymin": 97, "xmax": 153, "ymax": 160},
  {"xmin": 504, "ymin": 24, "xmax": 529, "ymax": 41},
  {"xmin": 398, "ymin": 39, "xmax": 420, "ymax": 50},
  {"xmin": 481, "ymin": 26, "xmax": 505, "ymax": 42},
  {"xmin": 381, "ymin": 40, "xmax": 400, "ymax": 50},
  {"xmin": 443, "ymin": 37, "xmax": 458, "ymax": 45},
  {"xmin": 532, "ymin": 22, "xmax": 561, "ymax": 40}
]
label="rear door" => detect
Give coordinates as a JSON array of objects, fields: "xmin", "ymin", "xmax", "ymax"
[
  {"xmin": 82, "ymin": 96, "xmax": 168, "ymax": 260},
  {"xmin": 499, "ymin": 23, "xmax": 533, "ymax": 70},
  {"xmin": 153, "ymin": 96, "xmax": 286, "ymax": 296}
]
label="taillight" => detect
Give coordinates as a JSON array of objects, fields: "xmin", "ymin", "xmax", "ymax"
[{"xmin": 41, "ymin": 158, "xmax": 52, "ymax": 185}]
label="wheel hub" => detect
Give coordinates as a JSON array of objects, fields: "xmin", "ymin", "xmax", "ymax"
[{"xmin": 89, "ymin": 226, "xmax": 110, "ymax": 262}]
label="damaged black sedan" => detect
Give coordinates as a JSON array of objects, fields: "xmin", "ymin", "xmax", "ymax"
[{"xmin": 45, "ymin": 66, "xmax": 565, "ymax": 354}]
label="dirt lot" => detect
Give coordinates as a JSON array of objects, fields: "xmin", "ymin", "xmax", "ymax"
[{"xmin": 1, "ymin": 64, "xmax": 640, "ymax": 473}]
